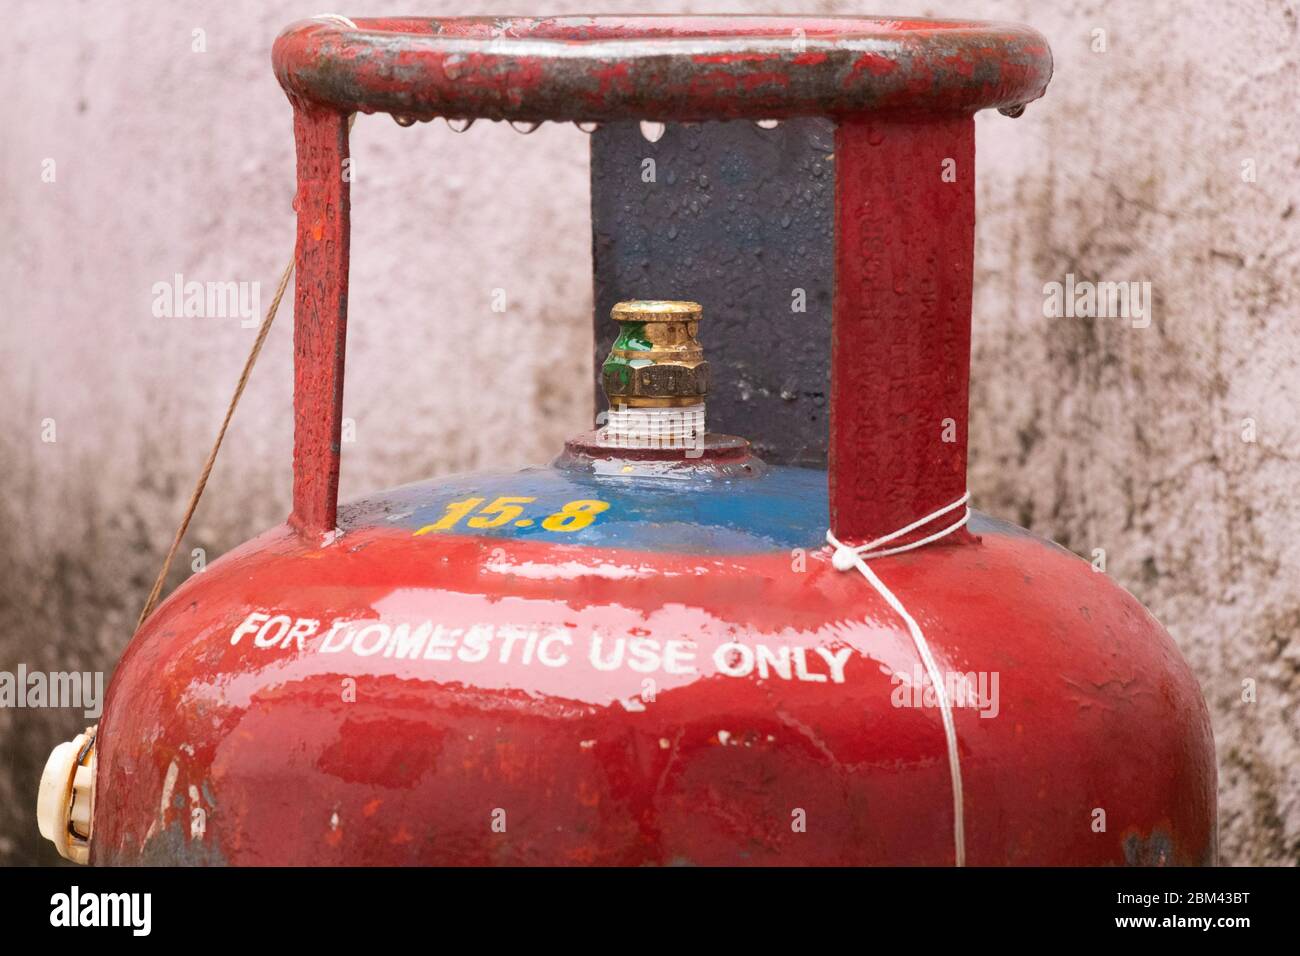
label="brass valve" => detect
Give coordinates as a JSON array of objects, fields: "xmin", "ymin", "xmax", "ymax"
[{"xmin": 601, "ymin": 300, "xmax": 709, "ymax": 408}]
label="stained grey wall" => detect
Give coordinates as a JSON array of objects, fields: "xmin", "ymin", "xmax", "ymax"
[{"xmin": 1, "ymin": 0, "xmax": 1296, "ymax": 865}]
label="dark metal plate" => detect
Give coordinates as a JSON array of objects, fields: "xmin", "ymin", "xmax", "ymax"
[{"xmin": 590, "ymin": 119, "xmax": 834, "ymax": 466}]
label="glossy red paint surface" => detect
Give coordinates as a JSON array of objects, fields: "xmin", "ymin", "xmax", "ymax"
[{"xmin": 94, "ymin": 494, "xmax": 1215, "ymax": 866}]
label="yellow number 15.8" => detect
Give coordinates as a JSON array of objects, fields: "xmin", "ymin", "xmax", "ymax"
[{"xmin": 414, "ymin": 496, "xmax": 609, "ymax": 536}]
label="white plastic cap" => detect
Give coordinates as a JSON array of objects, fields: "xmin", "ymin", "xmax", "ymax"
[{"xmin": 37, "ymin": 728, "xmax": 96, "ymax": 864}]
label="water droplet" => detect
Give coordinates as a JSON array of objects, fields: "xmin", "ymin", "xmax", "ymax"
[
  {"xmin": 756, "ymin": 119, "xmax": 780, "ymax": 130},
  {"xmin": 510, "ymin": 120, "xmax": 540, "ymax": 134},
  {"xmin": 446, "ymin": 117, "xmax": 474, "ymax": 133},
  {"xmin": 392, "ymin": 114, "xmax": 416, "ymax": 127},
  {"xmin": 639, "ymin": 120, "xmax": 666, "ymax": 143},
  {"xmin": 575, "ymin": 121, "xmax": 600, "ymax": 133}
]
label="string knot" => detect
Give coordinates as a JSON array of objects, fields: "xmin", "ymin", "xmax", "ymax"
[{"xmin": 831, "ymin": 545, "xmax": 859, "ymax": 572}]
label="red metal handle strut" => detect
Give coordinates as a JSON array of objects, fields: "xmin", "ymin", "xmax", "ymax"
[{"xmin": 274, "ymin": 15, "xmax": 1052, "ymax": 539}]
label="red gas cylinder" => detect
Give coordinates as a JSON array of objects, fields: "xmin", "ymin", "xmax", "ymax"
[{"xmin": 40, "ymin": 15, "xmax": 1215, "ymax": 866}]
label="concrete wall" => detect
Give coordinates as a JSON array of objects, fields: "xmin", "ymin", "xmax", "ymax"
[{"xmin": 1, "ymin": 0, "xmax": 1296, "ymax": 864}]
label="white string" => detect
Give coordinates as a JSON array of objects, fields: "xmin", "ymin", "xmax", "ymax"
[{"xmin": 826, "ymin": 491, "xmax": 971, "ymax": 867}]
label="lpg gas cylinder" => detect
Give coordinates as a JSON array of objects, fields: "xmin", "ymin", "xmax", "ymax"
[{"xmin": 39, "ymin": 15, "xmax": 1215, "ymax": 866}]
